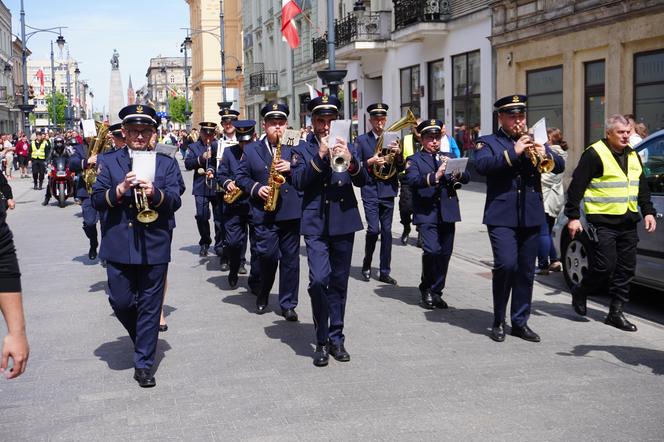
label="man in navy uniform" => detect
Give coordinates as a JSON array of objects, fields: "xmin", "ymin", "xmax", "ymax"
[
  {"xmin": 108, "ymin": 123, "xmax": 126, "ymax": 150},
  {"xmin": 68, "ymin": 130, "xmax": 107, "ymax": 260},
  {"xmin": 91, "ymin": 104, "xmax": 185, "ymax": 387},
  {"xmin": 219, "ymin": 105, "xmax": 240, "ymax": 143},
  {"xmin": 184, "ymin": 122, "xmax": 221, "ymax": 257},
  {"xmin": 236, "ymin": 102, "xmax": 302, "ymax": 319},
  {"xmin": 291, "ymin": 95, "xmax": 368, "ymax": 366},
  {"xmin": 474, "ymin": 95, "xmax": 564, "ymax": 343},
  {"xmin": 218, "ymin": 120, "xmax": 260, "ymax": 290},
  {"xmin": 356, "ymin": 103, "xmax": 402, "ymax": 285},
  {"xmin": 405, "ymin": 119, "xmax": 470, "ymax": 309}
]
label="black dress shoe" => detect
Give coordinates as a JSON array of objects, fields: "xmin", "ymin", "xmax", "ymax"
[
  {"xmin": 238, "ymin": 264, "xmax": 248, "ymax": 275},
  {"xmin": 511, "ymin": 324, "xmax": 541, "ymax": 342},
  {"xmin": 41, "ymin": 199, "xmax": 49, "ymax": 206},
  {"xmin": 33, "ymin": 184, "xmax": 37, "ymax": 190},
  {"xmin": 282, "ymin": 308, "xmax": 298, "ymax": 322},
  {"xmin": 158, "ymin": 324, "xmax": 168, "ymax": 332},
  {"xmin": 133, "ymin": 368, "xmax": 156, "ymax": 388},
  {"xmin": 228, "ymin": 273, "xmax": 238, "ymax": 289},
  {"xmin": 605, "ymin": 311, "xmax": 637, "ymax": 332},
  {"xmin": 256, "ymin": 295, "xmax": 268, "ymax": 314},
  {"xmin": 420, "ymin": 290, "xmax": 434, "ymax": 310},
  {"xmin": 220, "ymin": 260, "xmax": 229, "ymax": 272},
  {"xmin": 88, "ymin": 246, "xmax": 98, "ymax": 261},
  {"xmin": 431, "ymin": 293, "xmax": 448, "ymax": 309},
  {"xmin": 328, "ymin": 343, "xmax": 350, "ymax": 362},
  {"xmin": 199, "ymin": 245, "xmax": 209, "ymax": 257},
  {"xmin": 490, "ymin": 323, "xmax": 506, "ymax": 342},
  {"xmin": 400, "ymin": 227, "xmax": 410, "ymax": 245},
  {"xmin": 313, "ymin": 344, "xmax": 329, "ymax": 367},
  {"xmin": 378, "ymin": 274, "xmax": 397, "ymax": 285},
  {"xmin": 571, "ymin": 285, "xmax": 587, "ymax": 316},
  {"xmin": 361, "ymin": 267, "xmax": 371, "ymax": 281}
]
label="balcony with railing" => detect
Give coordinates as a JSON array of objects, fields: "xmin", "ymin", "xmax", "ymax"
[
  {"xmin": 249, "ymin": 70, "xmax": 279, "ymax": 95},
  {"xmin": 392, "ymin": 0, "xmax": 451, "ymax": 42}
]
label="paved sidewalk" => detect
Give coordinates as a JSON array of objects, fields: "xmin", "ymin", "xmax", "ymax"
[{"xmin": 1, "ymin": 168, "xmax": 663, "ymax": 441}]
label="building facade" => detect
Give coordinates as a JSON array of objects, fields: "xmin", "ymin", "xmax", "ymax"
[
  {"xmin": 491, "ymin": 0, "xmax": 664, "ymax": 169},
  {"xmin": 0, "ymin": 1, "xmax": 16, "ymax": 133},
  {"xmin": 186, "ymin": 0, "xmax": 244, "ymax": 126},
  {"xmin": 145, "ymin": 56, "xmax": 192, "ymax": 118}
]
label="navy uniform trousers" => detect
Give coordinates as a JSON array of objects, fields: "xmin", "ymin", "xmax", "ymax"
[
  {"xmin": 224, "ymin": 211, "xmax": 259, "ymax": 283},
  {"xmin": 305, "ymin": 233, "xmax": 355, "ymax": 346},
  {"xmin": 362, "ymin": 198, "xmax": 393, "ymax": 277},
  {"xmin": 68, "ymin": 144, "xmax": 99, "ymax": 247},
  {"xmin": 255, "ymin": 220, "xmax": 299, "ymax": 310},
  {"xmin": 194, "ymin": 194, "xmax": 222, "ymax": 250},
  {"xmin": 419, "ymin": 222, "xmax": 455, "ymax": 295}
]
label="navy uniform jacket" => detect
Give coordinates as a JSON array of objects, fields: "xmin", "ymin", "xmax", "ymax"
[
  {"xmin": 291, "ymin": 135, "xmax": 367, "ymax": 236},
  {"xmin": 91, "ymin": 147, "xmax": 186, "ymax": 264},
  {"xmin": 355, "ymin": 131, "xmax": 401, "ymax": 200},
  {"xmin": 69, "ymin": 143, "xmax": 96, "ymax": 198},
  {"xmin": 184, "ymin": 139, "xmax": 218, "ymax": 197},
  {"xmin": 217, "ymin": 144, "xmax": 250, "ymax": 216},
  {"xmin": 474, "ymin": 128, "xmax": 565, "ymax": 227},
  {"xmin": 404, "ymin": 151, "xmax": 470, "ymax": 225},
  {"xmin": 235, "ymin": 138, "xmax": 302, "ymax": 225}
]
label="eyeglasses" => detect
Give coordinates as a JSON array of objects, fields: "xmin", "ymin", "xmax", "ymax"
[{"xmin": 126, "ymin": 128, "xmax": 155, "ymax": 138}]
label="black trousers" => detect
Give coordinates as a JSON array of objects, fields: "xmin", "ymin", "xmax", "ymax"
[
  {"xmin": 32, "ymin": 160, "xmax": 46, "ymax": 187},
  {"xmin": 580, "ymin": 223, "xmax": 639, "ymax": 305}
]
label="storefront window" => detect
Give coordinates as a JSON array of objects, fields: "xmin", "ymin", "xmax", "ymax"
[
  {"xmin": 452, "ymin": 50, "xmax": 480, "ymax": 129},
  {"xmin": 400, "ymin": 65, "xmax": 421, "ymax": 118},
  {"xmin": 428, "ymin": 59, "xmax": 444, "ymax": 120},
  {"xmin": 349, "ymin": 80, "xmax": 359, "ymax": 141},
  {"xmin": 527, "ymin": 66, "xmax": 563, "ymax": 131},
  {"xmin": 634, "ymin": 50, "xmax": 664, "ymax": 133},
  {"xmin": 585, "ymin": 60, "xmax": 605, "ymax": 146}
]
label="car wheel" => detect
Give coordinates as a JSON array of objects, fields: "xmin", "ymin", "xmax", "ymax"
[{"xmin": 561, "ymin": 230, "xmax": 595, "ymax": 290}]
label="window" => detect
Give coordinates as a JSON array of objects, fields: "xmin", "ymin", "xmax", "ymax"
[
  {"xmin": 299, "ymin": 93, "xmax": 310, "ymax": 129},
  {"xmin": 584, "ymin": 60, "xmax": 605, "ymax": 147},
  {"xmin": 170, "ymin": 75, "xmax": 175, "ymax": 84},
  {"xmin": 636, "ymin": 133, "xmax": 664, "ymax": 194},
  {"xmin": 634, "ymin": 50, "xmax": 664, "ymax": 133},
  {"xmin": 452, "ymin": 50, "xmax": 480, "ymax": 128},
  {"xmin": 527, "ymin": 66, "xmax": 563, "ymax": 130},
  {"xmin": 400, "ymin": 65, "xmax": 421, "ymax": 117},
  {"xmin": 349, "ymin": 80, "xmax": 358, "ymax": 141},
  {"xmin": 428, "ymin": 59, "xmax": 444, "ymax": 120}
]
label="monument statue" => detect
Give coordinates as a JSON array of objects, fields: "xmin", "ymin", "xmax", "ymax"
[{"xmin": 110, "ymin": 50, "xmax": 119, "ymax": 70}]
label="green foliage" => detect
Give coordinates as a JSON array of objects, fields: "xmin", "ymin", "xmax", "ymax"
[
  {"xmin": 168, "ymin": 96, "xmax": 192, "ymax": 124},
  {"xmin": 45, "ymin": 92, "xmax": 67, "ymax": 127}
]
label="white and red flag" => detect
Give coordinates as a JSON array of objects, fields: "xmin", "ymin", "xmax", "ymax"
[
  {"xmin": 281, "ymin": 0, "xmax": 302, "ymax": 49},
  {"xmin": 35, "ymin": 68, "xmax": 45, "ymax": 96},
  {"xmin": 306, "ymin": 83, "xmax": 323, "ymax": 100}
]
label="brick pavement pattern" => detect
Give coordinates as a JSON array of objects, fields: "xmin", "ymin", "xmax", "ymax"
[{"xmin": 1, "ymin": 167, "xmax": 663, "ymax": 441}]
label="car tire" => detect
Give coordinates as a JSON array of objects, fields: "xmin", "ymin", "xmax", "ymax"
[{"xmin": 561, "ymin": 229, "xmax": 596, "ymax": 290}]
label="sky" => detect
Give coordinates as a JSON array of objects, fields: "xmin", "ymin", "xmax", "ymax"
[{"xmin": 6, "ymin": 0, "xmax": 191, "ymax": 116}]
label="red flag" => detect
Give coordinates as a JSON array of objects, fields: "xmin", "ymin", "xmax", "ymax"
[
  {"xmin": 35, "ymin": 68, "xmax": 45, "ymax": 96},
  {"xmin": 281, "ymin": 0, "xmax": 302, "ymax": 49}
]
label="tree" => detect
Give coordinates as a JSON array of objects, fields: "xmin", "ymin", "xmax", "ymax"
[
  {"xmin": 168, "ymin": 96, "xmax": 192, "ymax": 124},
  {"xmin": 45, "ymin": 92, "xmax": 67, "ymax": 128}
]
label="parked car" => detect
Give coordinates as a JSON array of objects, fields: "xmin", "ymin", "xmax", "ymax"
[{"xmin": 552, "ymin": 129, "xmax": 664, "ymax": 291}]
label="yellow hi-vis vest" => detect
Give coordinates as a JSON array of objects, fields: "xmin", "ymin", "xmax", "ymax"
[
  {"xmin": 583, "ymin": 139, "xmax": 641, "ymax": 215},
  {"xmin": 31, "ymin": 140, "xmax": 47, "ymax": 160},
  {"xmin": 400, "ymin": 134, "xmax": 416, "ymax": 175}
]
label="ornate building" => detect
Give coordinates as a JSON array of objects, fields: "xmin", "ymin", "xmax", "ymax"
[{"xmin": 185, "ymin": 0, "xmax": 244, "ymax": 125}]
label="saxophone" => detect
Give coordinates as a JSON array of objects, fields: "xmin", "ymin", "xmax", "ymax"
[
  {"xmin": 264, "ymin": 137, "xmax": 286, "ymax": 212},
  {"xmin": 223, "ymin": 185, "xmax": 243, "ymax": 204},
  {"xmin": 83, "ymin": 121, "xmax": 110, "ymax": 194}
]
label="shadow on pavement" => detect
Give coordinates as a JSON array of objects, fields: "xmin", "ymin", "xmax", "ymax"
[
  {"xmin": 264, "ymin": 321, "xmax": 315, "ymax": 358},
  {"xmin": 424, "ymin": 307, "xmax": 495, "ymax": 336},
  {"xmin": 88, "ymin": 280, "xmax": 107, "ymax": 294},
  {"xmin": 221, "ymin": 291, "xmax": 257, "ymax": 314},
  {"xmin": 93, "ymin": 336, "xmax": 172, "ymax": 372},
  {"xmin": 162, "ymin": 304, "xmax": 176, "ymax": 318},
  {"xmin": 373, "ymin": 283, "xmax": 420, "ymax": 306},
  {"xmin": 558, "ymin": 345, "xmax": 664, "ymax": 375},
  {"xmin": 72, "ymin": 255, "xmax": 99, "ymax": 266},
  {"xmin": 179, "ymin": 244, "xmax": 203, "ymax": 255},
  {"xmin": 530, "ymin": 299, "xmax": 596, "ymax": 323}
]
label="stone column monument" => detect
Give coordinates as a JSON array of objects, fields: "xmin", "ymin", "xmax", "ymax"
[{"xmin": 108, "ymin": 49, "xmax": 125, "ymax": 124}]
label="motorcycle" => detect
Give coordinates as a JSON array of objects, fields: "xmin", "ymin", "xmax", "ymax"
[{"xmin": 48, "ymin": 156, "xmax": 75, "ymax": 208}]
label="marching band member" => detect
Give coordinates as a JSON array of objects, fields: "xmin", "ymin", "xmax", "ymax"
[
  {"xmin": 356, "ymin": 103, "xmax": 402, "ymax": 285},
  {"xmin": 405, "ymin": 119, "xmax": 469, "ymax": 310},
  {"xmin": 91, "ymin": 104, "xmax": 185, "ymax": 387},
  {"xmin": 236, "ymin": 102, "xmax": 302, "ymax": 319},
  {"xmin": 474, "ymin": 95, "xmax": 564, "ymax": 343},
  {"xmin": 184, "ymin": 122, "xmax": 222, "ymax": 258},
  {"xmin": 291, "ymin": 95, "xmax": 368, "ymax": 366},
  {"xmin": 218, "ymin": 120, "xmax": 260, "ymax": 290}
]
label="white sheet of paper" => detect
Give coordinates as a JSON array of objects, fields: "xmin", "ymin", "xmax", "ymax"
[
  {"xmin": 532, "ymin": 117, "xmax": 547, "ymax": 145},
  {"xmin": 329, "ymin": 119, "xmax": 351, "ymax": 144},
  {"xmin": 217, "ymin": 140, "xmax": 236, "ymax": 160},
  {"xmin": 82, "ymin": 119, "xmax": 97, "ymax": 138},
  {"xmin": 132, "ymin": 150, "xmax": 156, "ymax": 182},
  {"xmin": 445, "ymin": 157, "xmax": 469, "ymax": 174},
  {"xmin": 382, "ymin": 131, "xmax": 401, "ymax": 151},
  {"xmin": 280, "ymin": 129, "xmax": 301, "ymax": 146}
]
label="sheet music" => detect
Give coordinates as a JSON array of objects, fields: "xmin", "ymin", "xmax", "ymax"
[
  {"xmin": 532, "ymin": 118, "xmax": 547, "ymax": 145},
  {"xmin": 132, "ymin": 150, "xmax": 156, "ymax": 182},
  {"xmin": 82, "ymin": 119, "xmax": 97, "ymax": 138},
  {"xmin": 382, "ymin": 131, "xmax": 401, "ymax": 151},
  {"xmin": 280, "ymin": 129, "xmax": 301, "ymax": 146},
  {"xmin": 329, "ymin": 119, "xmax": 351, "ymax": 144},
  {"xmin": 445, "ymin": 157, "xmax": 469, "ymax": 174}
]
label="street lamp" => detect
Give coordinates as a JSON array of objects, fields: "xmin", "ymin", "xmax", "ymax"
[
  {"xmin": 180, "ymin": 35, "xmax": 192, "ymax": 130},
  {"xmin": 74, "ymin": 67, "xmax": 80, "ymax": 126},
  {"xmin": 18, "ymin": 0, "xmax": 66, "ymax": 135},
  {"xmin": 318, "ymin": 0, "xmax": 346, "ymax": 98}
]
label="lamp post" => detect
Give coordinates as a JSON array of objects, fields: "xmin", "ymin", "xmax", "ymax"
[
  {"xmin": 18, "ymin": 0, "xmax": 66, "ymax": 135},
  {"xmin": 180, "ymin": 35, "xmax": 192, "ymax": 130},
  {"xmin": 317, "ymin": 0, "xmax": 346, "ymax": 98},
  {"xmin": 74, "ymin": 67, "xmax": 80, "ymax": 125}
]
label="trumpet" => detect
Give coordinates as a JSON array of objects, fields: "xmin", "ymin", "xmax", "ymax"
[
  {"xmin": 514, "ymin": 122, "xmax": 554, "ymax": 173},
  {"xmin": 134, "ymin": 184, "xmax": 158, "ymax": 223},
  {"xmin": 330, "ymin": 145, "xmax": 349, "ymax": 173},
  {"xmin": 197, "ymin": 144, "xmax": 215, "ymax": 188}
]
